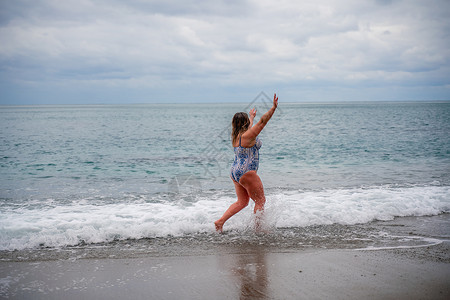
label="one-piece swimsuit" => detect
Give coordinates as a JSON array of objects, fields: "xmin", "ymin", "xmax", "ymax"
[{"xmin": 230, "ymin": 136, "xmax": 262, "ymax": 183}]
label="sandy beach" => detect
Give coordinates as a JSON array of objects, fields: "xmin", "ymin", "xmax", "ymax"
[{"xmin": 1, "ymin": 240, "xmax": 449, "ymax": 300}]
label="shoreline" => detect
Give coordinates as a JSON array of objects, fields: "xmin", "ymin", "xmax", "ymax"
[
  {"xmin": 2, "ymin": 213, "xmax": 449, "ymax": 261},
  {"xmin": 1, "ymin": 214, "xmax": 449, "ymax": 299},
  {"xmin": 1, "ymin": 242, "xmax": 449, "ymax": 300}
]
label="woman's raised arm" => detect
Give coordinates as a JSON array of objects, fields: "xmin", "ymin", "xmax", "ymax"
[{"xmin": 244, "ymin": 93, "xmax": 278, "ymax": 140}]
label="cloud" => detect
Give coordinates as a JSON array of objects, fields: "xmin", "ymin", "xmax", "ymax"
[{"xmin": 0, "ymin": 0, "xmax": 449, "ymax": 104}]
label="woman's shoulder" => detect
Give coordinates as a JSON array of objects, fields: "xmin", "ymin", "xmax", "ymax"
[{"xmin": 240, "ymin": 135, "xmax": 260, "ymax": 148}]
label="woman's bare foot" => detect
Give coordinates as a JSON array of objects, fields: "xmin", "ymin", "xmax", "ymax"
[
  {"xmin": 214, "ymin": 220, "xmax": 223, "ymax": 233},
  {"xmin": 254, "ymin": 210, "xmax": 266, "ymax": 233}
]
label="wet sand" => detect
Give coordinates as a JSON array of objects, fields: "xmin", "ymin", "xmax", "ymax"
[{"xmin": 1, "ymin": 242, "xmax": 449, "ymax": 300}]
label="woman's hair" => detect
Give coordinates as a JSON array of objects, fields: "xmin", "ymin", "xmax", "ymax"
[{"xmin": 231, "ymin": 112, "xmax": 250, "ymax": 145}]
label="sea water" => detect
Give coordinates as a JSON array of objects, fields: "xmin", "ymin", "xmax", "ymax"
[{"xmin": 1, "ymin": 100, "xmax": 449, "ymax": 256}]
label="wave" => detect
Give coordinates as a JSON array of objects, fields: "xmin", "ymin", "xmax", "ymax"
[{"xmin": 1, "ymin": 185, "xmax": 449, "ymax": 251}]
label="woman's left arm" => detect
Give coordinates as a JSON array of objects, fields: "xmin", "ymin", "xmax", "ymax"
[{"xmin": 249, "ymin": 108, "xmax": 256, "ymax": 127}]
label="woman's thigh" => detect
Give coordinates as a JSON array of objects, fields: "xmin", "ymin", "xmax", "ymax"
[
  {"xmin": 239, "ymin": 171, "xmax": 265, "ymax": 201},
  {"xmin": 233, "ymin": 178, "xmax": 250, "ymax": 205}
]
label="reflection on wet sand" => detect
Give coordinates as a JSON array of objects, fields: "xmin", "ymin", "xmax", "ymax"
[{"xmin": 217, "ymin": 248, "xmax": 269, "ymax": 299}]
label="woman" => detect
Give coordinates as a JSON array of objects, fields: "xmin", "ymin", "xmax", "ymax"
[{"xmin": 215, "ymin": 93, "xmax": 278, "ymax": 232}]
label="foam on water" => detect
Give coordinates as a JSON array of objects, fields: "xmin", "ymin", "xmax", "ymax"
[
  {"xmin": 354, "ymin": 236, "xmax": 444, "ymax": 251},
  {"xmin": 0, "ymin": 185, "xmax": 449, "ymax": 251}
]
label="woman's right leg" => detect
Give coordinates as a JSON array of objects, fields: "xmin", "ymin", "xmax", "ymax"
[
  {"xmin": 214, "ymin": 179, "xmax": 250, "ymax": 232},
  {"xmin": 239, "ymin": 171, "xmax": 266, "ymax": 213},
  {"xmin": 239, "ymin": 171, "xmax": 266, "ymax": 231}
]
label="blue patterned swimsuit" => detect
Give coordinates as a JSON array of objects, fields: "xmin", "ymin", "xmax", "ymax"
[{"xmin": 230, "ymin": 136, "xmax": 262, "ymax": 183}]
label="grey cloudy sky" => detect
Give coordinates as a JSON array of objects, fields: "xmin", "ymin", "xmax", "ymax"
[{"xmin": 1, "ymin": 0, "xmax": 449, "ymax": 104}]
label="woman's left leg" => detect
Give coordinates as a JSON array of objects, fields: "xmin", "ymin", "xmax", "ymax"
[{"xmin": 214, "ymin": 179, "xmax": 250, "ymax": 232}]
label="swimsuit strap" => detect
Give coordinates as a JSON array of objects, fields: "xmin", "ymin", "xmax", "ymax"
[{"xmin": 239, "ymin": 136, "xmax": 242, "ymax": 147}]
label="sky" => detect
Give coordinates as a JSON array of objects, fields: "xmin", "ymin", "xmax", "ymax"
[{"xmin": 0, "ymin": 0, "xmax": 449, "ymax": 104}]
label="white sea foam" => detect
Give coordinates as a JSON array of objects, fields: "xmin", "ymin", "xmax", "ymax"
[
  {"xmin": 354, "ymin": 236, "xmax": 444, "ymax": 251},
  {"xmin": 0, "ymin": 185, "xmax": 449, "ymax": 251}
]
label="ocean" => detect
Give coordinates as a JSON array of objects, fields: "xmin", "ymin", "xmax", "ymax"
[{"xmin": 1, "ymin": 100, "xmax": 449, "ymax": 259}]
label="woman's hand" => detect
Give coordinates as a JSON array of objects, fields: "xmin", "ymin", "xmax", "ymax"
[
  {"xmin": 244, "ymin": 93, "xmax": 278, "ymax": 139},
  {"xmin": 249, "ymin": 108, "xmax": 257, "ymax": 119}
]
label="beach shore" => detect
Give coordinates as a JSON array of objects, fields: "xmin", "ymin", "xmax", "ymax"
[{"xmin": 1, "ymin": 241, "xmax": 449, "ymax": 300}]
